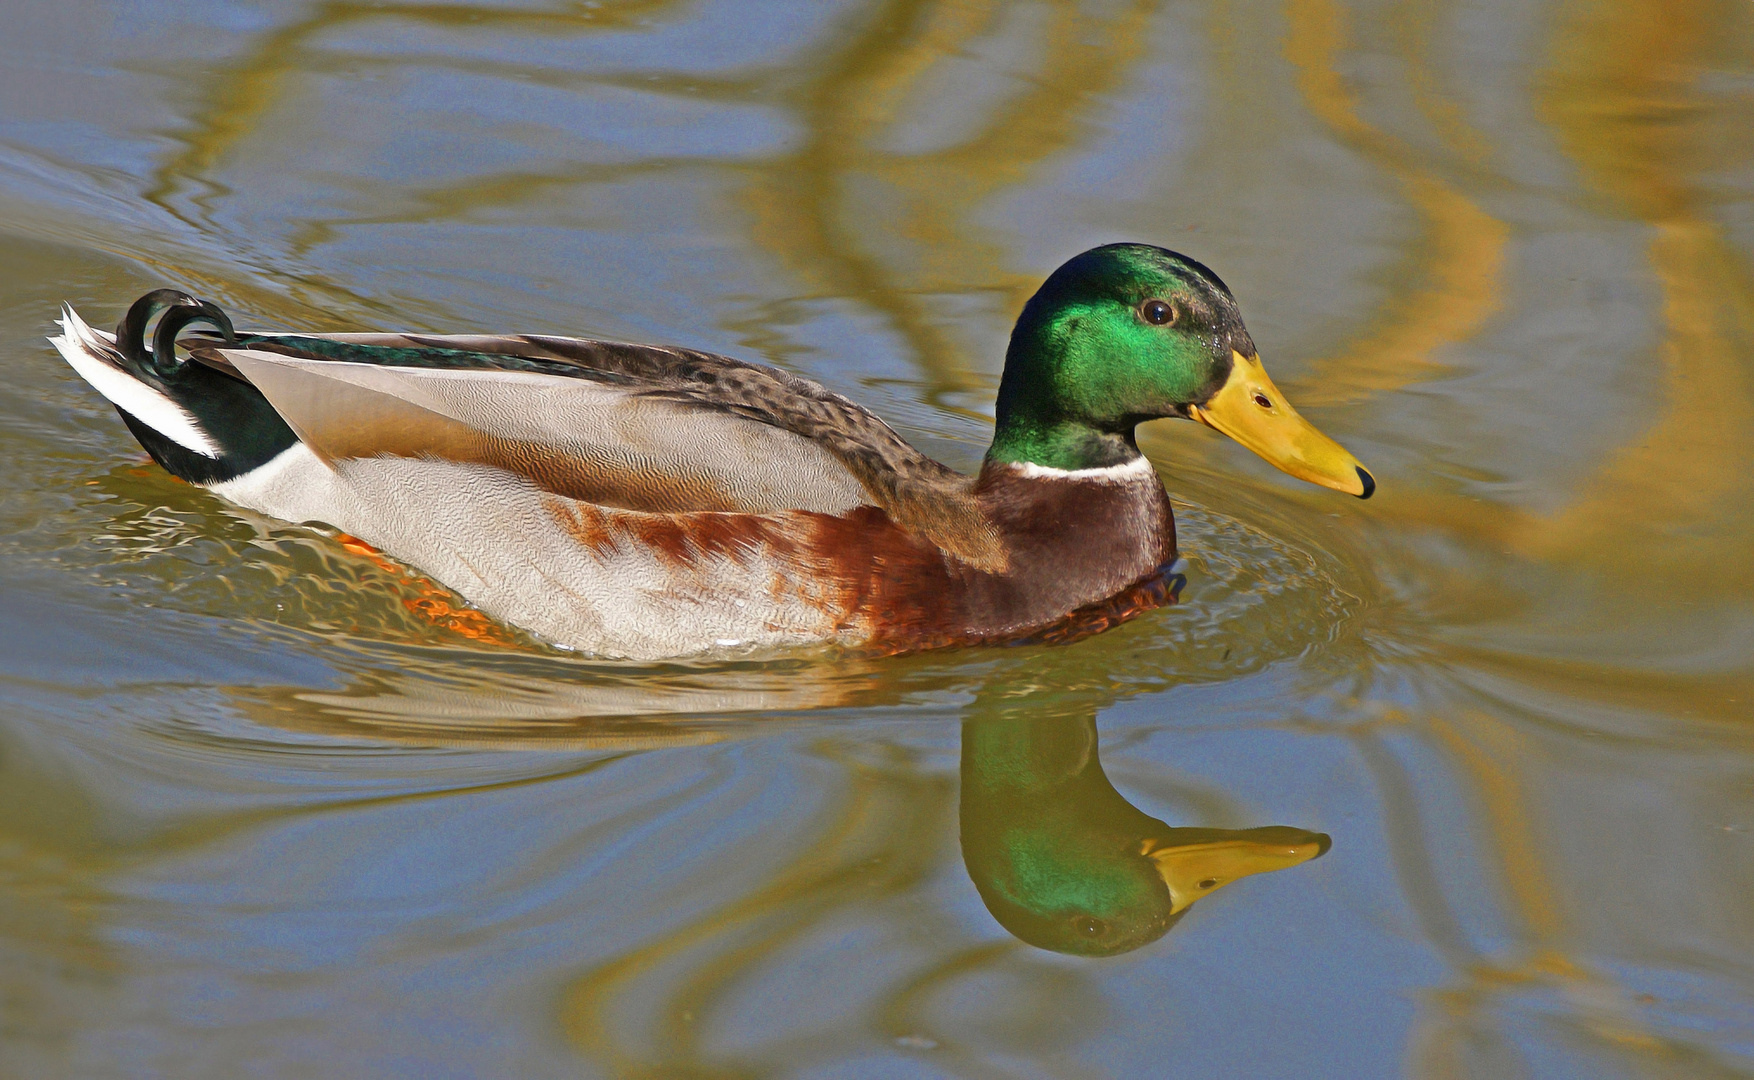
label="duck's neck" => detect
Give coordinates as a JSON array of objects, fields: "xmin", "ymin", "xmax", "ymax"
[
  {"xmin": 986, "ymin": 418, "xmax": 1141, "ymax": 472},
  {"xmin": 966, "ymin": 454, "xmax": 1176, "ymax": 641},
  {"xmin": 987, "ymin": 306, "xmax": 1149, "ymax": 472}
]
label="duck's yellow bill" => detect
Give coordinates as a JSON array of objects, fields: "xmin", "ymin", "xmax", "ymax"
[
  {"xmin": 1145, "ymin": 828, "xmax": 1331, "ymax": 914},
  {"xmin": 1189, "ymin": 351, "xmax": 1375, "ymax": 499}
]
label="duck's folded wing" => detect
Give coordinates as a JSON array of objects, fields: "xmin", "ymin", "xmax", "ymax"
[
  {"xmin": 217, "ymin": 347, "xmax": 870, "ymax": 516},
  {"xmin": 202, "ymin": 334, "xmax": 1003, "ymax": 569}
]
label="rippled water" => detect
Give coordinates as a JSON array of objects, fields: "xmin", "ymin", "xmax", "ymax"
[{"xmin": 5, "ymin": 0, "xmax": 1754, "ymax": 1075}]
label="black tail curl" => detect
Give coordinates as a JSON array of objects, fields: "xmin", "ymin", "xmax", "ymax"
[
  {"xmin": 108, "ymin": 289, "xmax": 297, "ymax": 484},
  {"xmin": 115, "ymin": 288, "xmax": 238, "ymax": 380}
]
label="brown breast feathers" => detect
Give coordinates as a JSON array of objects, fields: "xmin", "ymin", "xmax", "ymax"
[{"xmin": 801, "ymin": 460, "xmax": 1178, "ymax": 650}]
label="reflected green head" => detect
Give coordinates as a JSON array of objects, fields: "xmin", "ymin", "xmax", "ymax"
[
  {"xmin": 988, "ymin": 243, "xmax": 1254, "ymax": 471},
  {"xmin": 976, "ymin": 828, "xmax": 1182, "ymax": 957}
]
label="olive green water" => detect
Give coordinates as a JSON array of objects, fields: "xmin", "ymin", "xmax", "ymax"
[{"xmin": 4, "ymin": 1, "xmax": 1754, "ymax": 1076}]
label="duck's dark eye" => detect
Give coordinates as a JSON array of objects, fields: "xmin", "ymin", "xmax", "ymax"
[
  {"xmin": 1073, "ymin": 915, "xmax": 1106, "ymax": 937},
  {"xmin": 1140, "ymin": 299, "xmax": 1176, "ymax": 325}
]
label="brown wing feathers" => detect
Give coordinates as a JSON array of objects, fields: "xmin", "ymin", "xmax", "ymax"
[
  {"xmin": 206, "ymin": 332, "xmax": 1007, "ymax": 572},
  {"xmin": 552, "ymin": 343, "xmax": 1007, "ymax": 572},
  {"xmin": 518, "ymin": 336, "xmax": 1006, "ymax": 571}
]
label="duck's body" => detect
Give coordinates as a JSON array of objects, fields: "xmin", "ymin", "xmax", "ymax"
[
  {"xmin": 51, "ymin": 245, "xmax": 1371, "ymax": 659},
  {"xmin": 209, "ymin": 412, "xmax": 1176, "ymax": 657}
]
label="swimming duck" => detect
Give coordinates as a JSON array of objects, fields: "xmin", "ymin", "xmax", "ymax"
[
  {"xmin": 51, "ymin": 243, "xmax": 1372, "ymax": 659},
  {"xmin": 961, "ymin": 706, "xmax": 1329, "ymax": 956}
]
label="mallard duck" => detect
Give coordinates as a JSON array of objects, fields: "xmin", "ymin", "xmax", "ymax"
[
  {"xmin": 961, "ymin": 709, "xmax": 1328, "ymax": 955},
  {"xmin": 51, "ymin": 244, "xmax": 1372, "ymax": 659}
]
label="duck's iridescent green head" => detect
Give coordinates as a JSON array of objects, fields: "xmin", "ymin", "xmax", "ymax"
[{"xmin": 989, "ymin": 243, "xmax": 1374, "ymax": 497}]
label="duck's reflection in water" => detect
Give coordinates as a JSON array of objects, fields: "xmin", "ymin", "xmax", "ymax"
[
  {"xmin": 961, "ymin": 701, "xmax": 1327, "ymax": 956},
  {"xmin": 238, "ymin": 641, "xmax": 1328, "ymax": 958}
]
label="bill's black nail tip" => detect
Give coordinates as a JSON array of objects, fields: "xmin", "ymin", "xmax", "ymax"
[{"xmin": 1355, "ymin": 466, "xmax": 1375, "ymax": 500}]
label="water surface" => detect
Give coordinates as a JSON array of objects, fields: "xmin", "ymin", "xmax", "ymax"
[{"xmin": 4, "ymin": 0, "xmax": 1754, "ymax": 1076}]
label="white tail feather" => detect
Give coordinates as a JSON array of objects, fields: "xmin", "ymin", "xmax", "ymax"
[{"xmin": 51, "ymin": 304, "xmax": 223, "ymax": 458}]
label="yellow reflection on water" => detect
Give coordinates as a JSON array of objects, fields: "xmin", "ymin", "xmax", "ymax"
[
  {"xmin": 1281, "ymin": 0, "xmax": 1509, "ymax": 408},
  {"xmin": 1368, "ymin": 0, "xmax": 1754, "ymax": 595},
  {"xmin": 1421, "ymin": 713, "xmax": 1664, "ymax": 1061},
  {"xmin": 555, "ymin": 737, "xmax": 957, "ymax": 1077},
  {"xmin": 145, "ymin": 0, "xmax": 688, "ymax": 221},
  {"xmin": 1530, "ymin": 0, "xmax": 1754, "ymax": 581},
  {"xmin": 11, "ymin": 0, "xmax": 1754, "ymax": 1073},
  {"xmin": 743, "ymin": 0, "xmax": 1162, "ymax": 403},
  {"xmin": 547, "ymin": 676, "xmax": 1329, "ymax": 1075}
]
